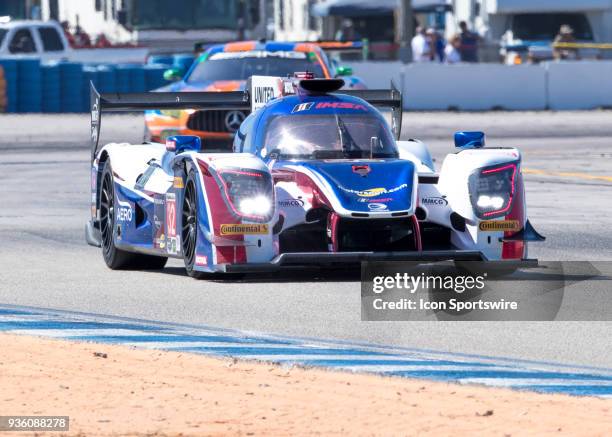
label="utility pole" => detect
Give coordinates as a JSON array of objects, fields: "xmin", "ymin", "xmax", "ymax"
[{"xmin": 398, "ymin": 0, "xmax": 414, "ymax": 63}]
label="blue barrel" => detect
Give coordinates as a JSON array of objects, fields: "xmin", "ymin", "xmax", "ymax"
[
  {"xmin": 17, "ymin": 58, "xmax": 42, "ymax": 113},
  {"xmin": 144, "ymin": 65, "xmax": 168, "ymax": 91},
  {"xmin": 59, "ymin": 62, "xmax": 83, "ymax": 113},
  {"xmin": 173, "ymin": 54, "xmax": 195, "ymax": 73},
  {"xmin": 0, "ymin": 59, "xmax": 18, "ymax": 112},
  {"xmin": 129, "ymin": 65, "xmax": 147, "ymax": 93},
  {"xmin": 41, "ymin": 62, "xmax": 61, "ymax": 113},
  {"xmin": 82, "ymin": 66, "xmax": 99, "ymax": 112},
  {"xmin": 97, "ymin": 65, "xmax": 117, "ymax": 94},
  {"xmin": 148, "ymin": 54, "xmax": 174, "ymax": 66},
  {"xmin": 115, "ymin": 65, "xmax": 132, "ymax": 93}
]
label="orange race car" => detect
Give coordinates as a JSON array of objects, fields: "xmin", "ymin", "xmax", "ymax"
[{"xmin": 144, "ymin": 40, "xmax": 366, "ymax": 149}]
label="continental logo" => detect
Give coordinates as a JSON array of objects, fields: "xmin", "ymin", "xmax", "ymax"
[
  {"xmin": 220, "ymin": 224, "xmax": 269, "ymax": 236},
  {"xmin": 479, "ymin": 220, "xmax": 521, "ymax": 232}
]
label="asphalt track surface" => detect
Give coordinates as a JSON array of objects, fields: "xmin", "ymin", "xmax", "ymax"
[{"xmin": 1, "ymin": 111, "xmax": 611, "ymax": 369}]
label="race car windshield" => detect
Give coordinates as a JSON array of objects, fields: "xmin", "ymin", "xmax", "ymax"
[
  {"xmin": 264, "ymin": 114, "xmax": 397, "ymax": 160},
  {"xmin": 187, "ymin": 52, "xmax": 325, "ymax": 83}
]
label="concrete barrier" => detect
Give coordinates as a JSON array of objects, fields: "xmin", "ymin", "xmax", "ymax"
[
  {"xmin": 347, "ymin": 60, "xmax": 612, "ymax": 111},
  {"xmin": 546, "ymin": 61, "xmax": 612, "ymax": 110},
  {"xmin": 347, "ymin": 61, "xmax": 403, "ymax": 89},
  {"xmin": 403, "ymin": 63, "xmax": 547, "ymax": 111}
]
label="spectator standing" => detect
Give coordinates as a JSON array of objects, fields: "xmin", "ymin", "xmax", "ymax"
[
  {"xmin": 445, "ymin": 35, "xmax": 462, "ymax": 64},
  {"xmin": 335, "ymin": 19, "xmax": 361, "ymax": 42},
  {"xmin": 60, "ymin": 21, "xmax": 76, "ymax": 48},
  {"xmin": 553, "ymin": 25, "xmax": 579, "ymax": 60},
  {"xmin": 458, "ymin": 21, "xmax": 479, "ymax": 62},
  {"xmin": 74, "ymin": 25, "xmax": 92, "ymax": 48},
  {"xmin": 411, "ymin": 27, "xmax": 432, "ymax": 63},
  {"xmin": 95, "ymin": 33, "xmax": 112, "ymax": 48},
  {"xmin": 427, "ymin": 28, "xmax": 446, "ymax": 62}
]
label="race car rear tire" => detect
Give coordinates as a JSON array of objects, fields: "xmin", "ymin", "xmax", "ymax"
[
  {"xmin": 100, "ymin": 160, "xmax": 168, "ymax": 270},
  {"xmin": 182, "ymin": 171, "xmax": 208, "ymax": 279}
]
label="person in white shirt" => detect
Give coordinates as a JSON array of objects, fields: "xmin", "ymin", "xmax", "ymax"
[
  {"xmin": 444, "ymin": 34, "xmax": 462, "ymax": 64},
  {"xmin": 411, "ymin": 27, "xmax": 432, "ymax": 63}
]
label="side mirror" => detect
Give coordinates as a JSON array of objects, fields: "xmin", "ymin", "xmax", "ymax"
[
  {"xmin": 163, "ymin": 67, "xmax": 183, "ymax": 82},
  {"xmin": 454, "ymin": 131, "xmax": 485, "ymax": 149},
  {"xmin": 166, "ymin": 135, "xmax": 201, "ymax": 153},
  {"xmin": 335, "ymin": 66, "xmax": 353, "ymax": 77}
]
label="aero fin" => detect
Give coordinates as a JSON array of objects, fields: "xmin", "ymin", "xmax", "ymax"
[{"xmin": 502, "ymin": 220, "xmax": 546, "ymax": 242}]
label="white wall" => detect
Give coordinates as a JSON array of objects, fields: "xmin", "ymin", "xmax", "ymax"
[
  {"xmin": 402, "ymin": 63, "xmax": 547, "ymax": 110},
  {"xmin": 547, "ymin": 61, "xmax": 612, "ymax": 110},
  {"xmin": 347, "ymin": 60, "xmax": 612, "ymax": 110},
  {"xmin": 347, "ymin": 61, "xmax": 403, "ymax": 89}
]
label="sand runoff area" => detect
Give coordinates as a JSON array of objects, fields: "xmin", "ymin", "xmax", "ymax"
[{"xmin": 0, "ymin": 333, "xmax": 610, "ymax": 436}]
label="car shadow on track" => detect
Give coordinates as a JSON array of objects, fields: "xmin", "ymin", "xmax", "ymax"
[{"xmin": 161, "ymin": 266, "xmax": 362, "ymax": 283}]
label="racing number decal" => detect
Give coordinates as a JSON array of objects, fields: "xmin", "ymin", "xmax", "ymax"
[
  {"xmin": 166, "ymin": 193, "xmax": 177, "ymax": 238},
  {"xmin": 165, "ymin": 193, "xmax": 180, "ymax": 255}
]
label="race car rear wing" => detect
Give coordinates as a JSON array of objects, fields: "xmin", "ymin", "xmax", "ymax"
[
  {"xmin": 90, "ymin": 82, "xmax": 249, "ymax": 161},
  {"xmin": 90, "ymin": 78, "xmax": 403, "ymax": 161},
  {"xmin": 337, "ymin": 84, "xmax": 403, "ymax": 140}
]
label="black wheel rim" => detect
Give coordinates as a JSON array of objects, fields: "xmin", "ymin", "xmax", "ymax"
[
  {"xmin": 182, "ymin": 181, "xmax": 197, "ymax": 267},
  {"xmin": 100, "ymin": 172, "xmax": 114, "ymax": 259}
]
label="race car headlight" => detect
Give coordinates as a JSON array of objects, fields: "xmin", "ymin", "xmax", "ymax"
[
  {"xmin": 469, "ymin": 163, "xmax": 517, "ymax": 219},
  {"xmin": 218, "ymin": 169, "xmax": 274, "ymax": 222},
  {"xmin": 239, "ymin": 196, "xmax": 272, "ymax": 216}
]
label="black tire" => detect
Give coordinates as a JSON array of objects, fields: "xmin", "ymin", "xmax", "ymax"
[
  {"xmin": 182, "ymin": 171, "xmax": 208, "ymax": 279},
  {"xmin": 99, "ymin": 160, "xmax": 168, "ymax": 270},
  {"xmin": 182, "ymin": 171, "xmax": 248, "ymax": 280}
]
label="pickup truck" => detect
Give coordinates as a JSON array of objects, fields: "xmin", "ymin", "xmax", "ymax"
[{"xmin": 0, "ymin": 20, "xmax": 148, "ymax": 63}]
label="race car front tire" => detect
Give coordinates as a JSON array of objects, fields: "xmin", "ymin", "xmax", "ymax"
[
  {"xmin": 182, "ymin": 171, "xmax": 208, "ymax": 279},
  {"xmin": 99, "ymin": 160, "xmax": 168, "ymax": 270},
  {"xmin": 181, "ymin": 171, "xmax": 246, "ymax": 280}
]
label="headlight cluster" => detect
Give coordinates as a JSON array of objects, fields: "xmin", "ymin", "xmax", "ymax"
[
  {"xmin": 469, "ymin": 163, "xmax": 517, "ymax": 219},
  {"xmin": 218, "ymin": 168, "xmax": 274, "ymax": 222}
]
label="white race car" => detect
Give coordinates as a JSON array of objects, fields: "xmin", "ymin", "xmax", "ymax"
[{"xmin": 86, "ymin": 74, "xmax": 544, "ymax": 278}]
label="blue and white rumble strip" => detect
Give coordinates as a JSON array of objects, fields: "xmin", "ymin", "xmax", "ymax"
[{"xmin": 1, "ymin": 304, "xmax": 611, "ymax": 398}]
